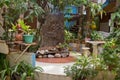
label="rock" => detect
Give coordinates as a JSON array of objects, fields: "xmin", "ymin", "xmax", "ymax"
[
  {"xmin": 61, "ymin": 53, "xmax": 69, "ymax": 58},
  {"xmin": 39, "ymin": 50, "xmax": 45, "ymax": 54},
  {"xmin": 43, "ymin": 55, "xmax": 48, "ymax": 58},
  {"xmin": 55, "ymin": 53, "xmax": 61, "ymax": 58},
  {"xmin": 35, "ymin": 52, "xmax": 40, "ymax": 58},
  {"xmin": 61, "ymin": 48, "xmax": 69, "ymax": 53},
  {"xmin": 48, "ymin": 54, "xmax": 54, "ymax": 58},
  {"xmin": 45, "ymin": 50, "xmax": 49, "ymax": 53},
  {"xmin": 38, "ymin": 55, "xmax": 42, "ymax": 58}
]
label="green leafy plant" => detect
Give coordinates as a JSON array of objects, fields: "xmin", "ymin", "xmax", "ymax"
[
  {"xmin": 12, "ymin": 19, "xmax": 36, "ymax": 35},
  {"xmin": 0, "ymin": 0, "xmax": 44, "ymax": 41},
  {"xmin": 64, "ymin": 30, "xmax": 75, "ymax": 43},
  {"xmin": 72, "ymin": 0, "xmax": 105, "ymax": 18},
  {"xmin": 48, "ymin": 0, "xmax": 74, "ymax": 12},
  {"xmin": 58, "ymin": 42, "xmax": 69, "ymax": 49},
  {"xmin": 0, "ymin": 53, "xmax": 6, "ymax": 71},
  {"xmin": 0, "ymin": 60, "xmax": 14, "ymax": 80},
  {"xmin": 14, "ymin": 61, "xmax": 43, "ymax": 80},
  {"xmin": 90, "ymin": 30, "xmax": 104, "ymax": 41},
  {"xmin": 115, "ymin": 68, "xmax": 120, "ymax": 80},
  {"xmin": 89, "ymin": 2, "xmax": 105, "ymax": 19},
  {"xmin": 64, "ymin": 56, "xmax": 107, "ymax": 80},
  {"xmin": 102, "ymin": 27, "xmax": 120, "ymax": 79},
  {"xmin": 111, "ymin": 7, "xmax": 120, "ymax": 28},
  {"xmin": 101, "ymin": 39, "xmax": 120, "ymax": 71},
  {"xmin": 18, "ymin": 19, "xmax": 36, "ymax": 35}
]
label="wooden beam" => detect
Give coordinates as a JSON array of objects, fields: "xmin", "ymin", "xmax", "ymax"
[{"xmin": 103, "ymin": 1, "xmax": 117, "ymax": 13}]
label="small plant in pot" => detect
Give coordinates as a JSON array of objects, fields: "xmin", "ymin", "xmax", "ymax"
[
  {"xmin": 11, "ymin": 20, "xmax": 24, "ymax": 41},
  {"xmin": 0, "ymin": 60, "xmax": 14, "ymax": 80},
  {"xmin": 18, "ymin": 19, "xmax": 36, "ymax": 43},
  {"xmin": 22, "ymin": 27, "xmax": 35, "ymax": 44},
  {"xmin": 12, "ymin": 19, "xmax": 36, "ymax": 43},
  {"xmin": 13, "ymin": 61, "xmax": 43, "ymax": 80}
]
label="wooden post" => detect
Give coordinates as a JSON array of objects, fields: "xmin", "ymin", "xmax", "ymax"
[
  {"xmin": 77, "ymin": 6, "xmax": 83, "ymax": 40},
  {"xmin": 116, "ymin": 0, "xmax": 120, "ymax": 8},
  {"xmin": 85, "ymin": 7, "xmax": 92, "ymax": 38}
]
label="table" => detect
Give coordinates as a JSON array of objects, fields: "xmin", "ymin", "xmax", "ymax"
[
  {"xmin": 86, "ymin": 41, "xmax": 105, "ymax": 57},
  {"xmin": 13, "ymin": 41, "xmax": 36, "ymax": 62}
]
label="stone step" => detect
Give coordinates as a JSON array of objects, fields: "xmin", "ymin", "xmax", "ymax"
[{"xmin": 35, "ymin": 72, "xmax": 72, "ymax": 80}]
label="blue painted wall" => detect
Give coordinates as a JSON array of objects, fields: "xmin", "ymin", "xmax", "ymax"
[{"xmin": 64, "ymin": 6, "xmax": 78, "ymax": 30}]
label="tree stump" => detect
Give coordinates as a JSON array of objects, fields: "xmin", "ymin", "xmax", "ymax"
[{"xmin": 40, "ymin": 13, "xmax": 64, "ymax": 47}]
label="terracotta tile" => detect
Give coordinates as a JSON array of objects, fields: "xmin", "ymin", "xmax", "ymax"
[{"xmin": 36, "ymin": 56, "xmax": 76, "ymax": 63}]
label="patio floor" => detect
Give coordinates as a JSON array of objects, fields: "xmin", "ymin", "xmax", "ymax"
[
  {"xmin": 35, "ymin": 52, "xmax": 81, "ymax": 75},
  {"xmin": 36, "ymin": 61, "xmax": 74, "ymax": 75}
]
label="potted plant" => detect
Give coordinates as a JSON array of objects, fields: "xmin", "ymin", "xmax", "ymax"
[
  {"xmin": 12, "ymin": 19, "xmax": 36, "ymax": 43},
  {"xmin": 14, "ymin": 61, "xmax": 43, "ymax": 80},
  {"xmin": 0, "ymin": 60, "xmax": 14, "ymax": 80},
  {"xmin": 64, "ymin": 56, "xmax": 108, "ymax": 80},
  {"xmin": 11, "ymin": 21, "xmax": 23, "ymax": 41},
  {"xmin": 18, "ymin": 19, "xmax": 36, "ymax": 43}
]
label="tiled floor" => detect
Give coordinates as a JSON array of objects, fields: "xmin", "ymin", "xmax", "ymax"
[
  {"xmin": 36, "ymin": 56, "xmax": 76, "ymax": 63},
  {"xmin": 35, "ymin": 52, "xmax": 81, "ymax": 80},
  {"xmin": 36, "ymin": 52, "xmax": 81, "ymax": 75}
]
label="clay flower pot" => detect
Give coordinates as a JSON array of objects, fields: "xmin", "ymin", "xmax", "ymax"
[
  {"xmin": 26, "ymin": 76, "xmax": 32, "ymax": 80},
  {"xmin": 15, "ymin": 33, "xmax": 23, "ymax": 41}
]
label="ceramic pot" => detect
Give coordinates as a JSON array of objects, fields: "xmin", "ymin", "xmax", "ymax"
[
  {"xmin": 23, "ymin": 35, "xmax": 34, "ymax": 43},
  {"xmin": 15, "ymin": 33, "xmax": 23, "ymax": 41},
  {"xmin": 26, "ymin": 76, "xmax": 32, "ymax": 80},
  {"xmin": 6, "ymin": 76, "xmax": 11, "ymax": 80}
]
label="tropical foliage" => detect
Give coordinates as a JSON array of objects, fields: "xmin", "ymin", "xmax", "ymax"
[
  {"xmin": 64, "ymin": 56, "xmax": 107, "ymax": 80},
  {"xmin": 15, "ymin": 61, "xmax": 43, "ymax": 80},
  {"xmin": 0, "ymin": 0, "xmax": 44, "ymax": 40}
]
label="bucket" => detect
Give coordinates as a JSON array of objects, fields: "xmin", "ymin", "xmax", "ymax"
[{"xmin": 23, "ymin": 35, "xmax": 34, "ymax": 43}]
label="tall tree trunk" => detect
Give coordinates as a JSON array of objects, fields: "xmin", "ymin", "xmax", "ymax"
[{"xmin": 84, "ymin": 7, "xmax": 91, "ymax": 38}]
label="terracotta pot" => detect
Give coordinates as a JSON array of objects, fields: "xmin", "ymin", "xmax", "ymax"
[
  {"xmin": 15, "ymin": 33, "xmax": 23, "ymax": 41},
  {"xmin": 26, "ymin": 76, "xmax": 32, "ymax": 80},
  {"xmin": 6, "ymin": 76, "xmax": 11, "ymax": 80}
]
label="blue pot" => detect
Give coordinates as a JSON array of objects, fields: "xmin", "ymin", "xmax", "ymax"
[{"xmin": 23, "ymin": 35, "xmax": 34, "ymax": 43}]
